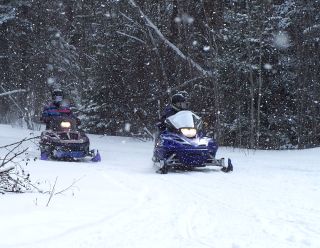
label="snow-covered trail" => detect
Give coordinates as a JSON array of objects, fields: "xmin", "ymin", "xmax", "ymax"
[{"xmin": 0, "ymin": 125, "xmax": 319, "ymax": 248}]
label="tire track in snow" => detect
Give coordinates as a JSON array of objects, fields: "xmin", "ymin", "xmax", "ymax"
[
  {"xmin": 7, "ymin": 170, "xmax": 156, "ymax": 248},
  {"xmin": 95, "ymin": 170, "xmax": 217, "ymax": 248},
  {"xmin": 146, "ymin": 174, "xmax": 221, "ymax": 248},
  {"xmin": 164, "ymin": 172, "xmax": 319, "ymax": 248}
]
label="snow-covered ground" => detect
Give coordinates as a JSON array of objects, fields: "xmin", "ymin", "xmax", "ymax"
[{"xmin": 0, "ymin": 124, "xmax": 319, "ymax": 248}]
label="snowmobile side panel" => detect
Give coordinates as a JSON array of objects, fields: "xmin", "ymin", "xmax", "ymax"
[{"xmin": 53, "ymin": 150, "xmax": 87, "ymax": 159}]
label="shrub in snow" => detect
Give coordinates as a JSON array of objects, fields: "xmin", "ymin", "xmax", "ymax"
[{"xmin": 0, "ymin": 137, "xmax": 37, "ymax": 194}]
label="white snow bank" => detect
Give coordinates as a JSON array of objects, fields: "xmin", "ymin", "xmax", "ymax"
[{"xmin": 0, "ymin": 125, "xmax": 319, "ymax": 248}]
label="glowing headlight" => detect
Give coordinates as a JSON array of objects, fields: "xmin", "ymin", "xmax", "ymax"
[
  {"xmin": 181, "ymin": 128, "xmax": 197, "ymax": 138},
  {"xmin": 60, "ymin": 121, "xmax": 71, "ymax": 128}
]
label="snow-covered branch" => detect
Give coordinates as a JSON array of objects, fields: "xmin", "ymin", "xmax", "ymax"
[
  {"xmin": 170, "ymin": 76, "xmax": 204, "ymax": 92},
  {"xmin": 303, "ymin": 24, "xmax": 320, "ymax": 35},
  {"xmin": 0, "ymin": 9, "xmax": 15, "ymax": 24},
  {"xmin": 0, "ymin": 136, "xmax": 40, "ymax": 193},
  {"xmin": 116, "ymin": 31, "xmax": 146, "ymax": 44},
  {"xmin": 0, "ymin": 89, "xmax": 26, "ymax": 97},
  {"xmin": 0, "ymin": 165, "xmax": 14, "ymax": 174},
  {"xmin": 128, "ymin": 0, "xmax": 214, "ymax": 77}
]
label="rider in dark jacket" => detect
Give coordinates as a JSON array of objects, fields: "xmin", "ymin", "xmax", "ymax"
[
  {"xmin": 40, "ymin": 89, "xmax": 77, "ymax": 129},
  {"xmin": 157, "ymin": 91, "xmax": 190, "ymax": 132}
]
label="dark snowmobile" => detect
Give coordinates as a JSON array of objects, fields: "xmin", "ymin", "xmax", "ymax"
[
  {"xmin": 153, "ymin": 110, "xmax": 233, "ymax": 174},
  {"xmin": 39, "ymin": 116, "xmax": 101, "ymax": 162}
]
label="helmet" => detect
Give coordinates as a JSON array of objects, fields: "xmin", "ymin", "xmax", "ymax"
[
  {"xmin": 177, "ymin": 90, "xmax": 189, "ymax": 99},
  {"xmin": 52, "ymin": 89, "xmax": 63, "ymax": 104},
  {"xmin": 171, "ymin": 93, "xmax": 190, "ymax": 111}
]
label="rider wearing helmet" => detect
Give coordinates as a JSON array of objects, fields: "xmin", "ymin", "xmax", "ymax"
[
  {"xmin": 41, "ymin": 89, "xmax": 76, "ymax": 129},
  {"xmin": 157, "ymin": 91, "xmax": 190, "ymax": 132},
  {"xmin": 171, "ymin": 92, "xmax": 190, "ymax": 112},
  {"xmin": 51, "ymin": 89, "xmax": 64, "ymax": 107}
]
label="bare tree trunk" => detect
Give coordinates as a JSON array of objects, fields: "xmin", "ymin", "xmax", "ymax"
[
  {"xmin": 256, "ymin": 33, "xmax": 263, "ymax": 149},
  {"xmin": 201, "ymin": 0, "xmax": 224, "ymax": 142},
  {"xmin": 249, "ymin": 69, "xmax": 255, "ymax": 149},
  {"xmin": 145, "ymin": 7, "xmax": 169, "ymax": 89},
  {"xmin": 245, "ymin": 1, "xmax": 255, "ymax": 149},
  {"xmin": 238, "ymin": 105, "xmax": 242, "ymax": 147}
]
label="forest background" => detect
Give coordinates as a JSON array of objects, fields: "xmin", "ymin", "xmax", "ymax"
[{"xmin": 0, "ymin": 0, "xmax": 319, "ymax": 149}]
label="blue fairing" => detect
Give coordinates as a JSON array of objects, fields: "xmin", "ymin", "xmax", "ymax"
[
  {"xmin": 48, "ymin": 140, "xmax": 89, "ymax": 159},
  {"xmin": 154, "ymin": 131, "xmax": 218, "ymax": 167},
  {"xmin": 54, "ymin": 150, "xmax": 87, "ymax": 159}
]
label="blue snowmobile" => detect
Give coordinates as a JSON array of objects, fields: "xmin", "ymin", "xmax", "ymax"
[
  {"xmin": 153, "ymin": 110, "xmax": 233, "ymax": 174},
  {"xmin": 39, "ymin": 116, "xmax": 101, "ymax": 162}
]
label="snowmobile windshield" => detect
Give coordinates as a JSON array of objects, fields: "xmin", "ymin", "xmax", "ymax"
[{"xmin": 166, "ymin": 110, "xmax": 202, "ymax": 130}]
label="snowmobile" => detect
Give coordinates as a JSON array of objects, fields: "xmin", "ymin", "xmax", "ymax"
[
  {"xmin": 153, "ymin": 110, "xmax": 233, "ymax": 174},
  {"xmin": 39, "ymin": 116, "xmax": 101, "ymax": 162}
]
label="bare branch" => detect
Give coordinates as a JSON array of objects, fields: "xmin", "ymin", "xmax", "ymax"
[
  {"xmin": 0, "ymin": 136, "xmax": 39, "ymax": 193},
  {"xmin": 170, "ymin": 77, "xmax": 205, "ymax": 92},
  {"xmin": 0, "ymin": 89, "xmax": 27, "ymax": 97},
  {"xmin": 0, "ymin": 136, "xmax": 40, "ymax": 149},
  {"xmin": 46, "ymin": 177, "xmax": 58, "ymax": 207},
  {"xmin": 145, "ymin": 76, "xmax": 205, "ymax": 104},
  {"xmin": 116, "ymin": 31, "xmax": 146, "ymax": 44},
  {"xmin": 1, "ymin": 148, "xmax": 28, "ymax": 167},
  {"xmin": 119, "ymin": 11, "xmax": 144, "ymax": 29},
  {"xmin": 128, "ymin": 0, "xmax": 214, "ymax": 77},
  {"xmin": 54, "ymin": 176, "xmax": 84, "ymax": 195},
  {"xmin": 0, "ymin": 165, "xmax": 15, "ymax": 174}
]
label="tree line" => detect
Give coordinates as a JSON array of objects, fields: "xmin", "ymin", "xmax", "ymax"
[{"xmin": 0, "ymin": 0, "xmax": 319, "ymax": 149}]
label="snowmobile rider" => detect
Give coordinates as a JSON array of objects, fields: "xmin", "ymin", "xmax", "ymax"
[
  {"xmin": 157, "ymin": 91, "xmax": 190, "ymax": 132},
  {"xmin": 40, "ymin": 89, "xmax": 78, "ymax": 129}
]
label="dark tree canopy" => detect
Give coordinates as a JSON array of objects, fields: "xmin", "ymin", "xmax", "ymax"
[{"xmin": 0, "ymin": 0, "xmax": 319, "ymax": 149}]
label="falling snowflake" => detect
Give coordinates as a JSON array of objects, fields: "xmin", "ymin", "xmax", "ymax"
[
  {"xmin": 273, "ymin": 32, "xmax": 291, "ymax": 49},
  {"xmin": 125, "ymin": 123, "xmax": 131, "ymax": 132},
  {"xmin": 174, "ymin": 17, "xmax": 181, "ymax": 23},
  {"xmin": 181, "ymin": 13, "xmax": 194, "ymax": 24},
  {"xmin": 47, "ymin": 77, "xmax": 55, "ymax": 85},
  {"xmin": 264, "ymin": 64, "xmax": 272, "ymax": 70},
  {"xmin": 174, "ymin": 13, "xmax": 194, "ymax": 25}
]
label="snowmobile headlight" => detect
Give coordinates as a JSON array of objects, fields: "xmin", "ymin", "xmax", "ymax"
[
  {"xmin": 156, "ymin": 139, "xmax": 164, "ymax": 147},
  {"xmin": 181, "ymin": 128, "xmax": 197, "ymax": 138},
  {"xmin": 60, "ymin": 121, "xmax": 71, "ymax": 128}
]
